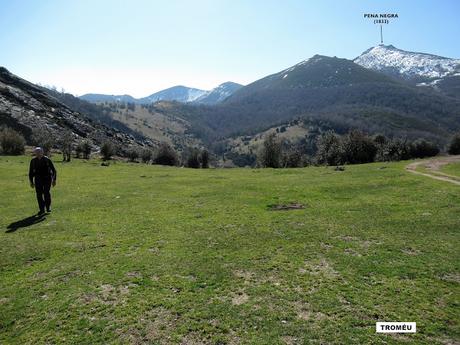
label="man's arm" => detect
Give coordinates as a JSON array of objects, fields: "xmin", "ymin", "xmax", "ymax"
[
  {"xmin": 29, "ymin": 159, "xmax": 34, "ymax": 186},
  {"xmin": 49, "ymin": 158, "xmax": 57, "ymax": 185}
]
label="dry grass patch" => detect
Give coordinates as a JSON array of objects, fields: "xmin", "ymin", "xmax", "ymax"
[
  {"xmin": 117, "ymin": 306, "xmax": 180, "ymax": 345},
  {"xmin": 78, "ymin": 283, "xmax": 133, "ymax": 306},
  {"xmin": 126, "ymin": 271, "xmax": 143, "ymax": 278},
  {"xmin": 233, "ymin": 269, "xmax": 255, "ymax": 281},
  {"xmin": 281, "ymin": 335, "xmax": 300, "ymax": 344},
  {"xmin": 440, "ymin": 273, "xmax": 460, "ymax": 283},
  {"xmin": 302, "ymin": 258, "xmax": 339, "ymax": 279},
  {"xmin": 344, "ymin": 248, "xmax": 362, "ymax": 257},
  {"xmin": 401, "ymin": 247, "xmax": 420, "ymax": 256},
  {"xmin": 292, "ymin": 300, "xmax": 327, "ymax": 322},
  {"xmin": 232, "ymin": 292, "xmax": 250, "ymax": 305},
  {"xmin": 180, "ymin": 332, "xmax": 210, "ymax": 345}
]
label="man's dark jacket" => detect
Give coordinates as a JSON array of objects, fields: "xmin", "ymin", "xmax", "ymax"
[{"xmin": 29, "ymin": 156, "xmax": 57, "ymax": 183}]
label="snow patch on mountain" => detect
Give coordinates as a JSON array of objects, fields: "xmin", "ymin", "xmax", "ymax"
[
  {"xmin": 140, "ymin": 86, "xmax": 207, "ymax": 104},
  {"xmin": 194, "ymin": 82, "xmax": 243, "ymax": 104},
  {"xmin": 185, "ymin": 88, "xmax": 208, "ymax": 102},
  {"xmin": 282, "ymin": 58, "xmax": 311, "ymax": 74},
  {"xmin": 354, "ymin": 44, "xmax": 460, "ymax": 80}
]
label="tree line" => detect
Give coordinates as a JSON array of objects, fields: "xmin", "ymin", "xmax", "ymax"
[
  {"xmin": 0, "ymin": 126, "xmax": 210, "ymax": 168},
  {"xmin": 258, "ymin": 130, "xmax": 460, "ymax": 168},
  {"xmin": 103, "ymin": 142, "xmax": 210, "ymax": 168},
  {"xmin": 1, "ymin": 126, "xmax": 460, "ymax": 169}
]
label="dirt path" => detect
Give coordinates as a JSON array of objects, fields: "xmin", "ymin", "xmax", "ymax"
[{"xmin": 406, "ymin": 155, "xmax": 460, "ymax": 186}]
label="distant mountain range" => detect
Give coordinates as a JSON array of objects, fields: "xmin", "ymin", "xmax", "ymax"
[
  {"xmin": 80, "ymin": 45, "xmax": 460, "ymax": 106},
  {"xmin": 1, "ymin": 44, "xmax": 459, "ymax": 158},
  {"xmin": 80, "ymin": 82, "xmax": 243, "ymax": 105},
  {"xmin": 181, "ymin": 52, "xmax": 459, "ymax": 144}
]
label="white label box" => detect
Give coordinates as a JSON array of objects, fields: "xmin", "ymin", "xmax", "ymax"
[{"xmin": 376, "ymin": 322, "xmax": 416, "ymax": 333}]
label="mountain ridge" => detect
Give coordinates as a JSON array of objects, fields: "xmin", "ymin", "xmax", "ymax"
[
  {"xmin": 194, "ymin": 82, "xmax": 243, "ymax": 104},
  {"xmin": 3, "ymin": 43, "xmax": 460, "ymax": 156},
  {"xmin": 80, "ymin": 82, "xmax": 243, "ymax": 105},
  {"xmin": 168, "ymin": 53, "xmax": 460, "ymax": 145}
]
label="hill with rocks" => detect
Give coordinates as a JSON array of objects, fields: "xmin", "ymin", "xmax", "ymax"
[{"xmin": 0, "ymin": 67, "xmax": 152, "ymax": 154}]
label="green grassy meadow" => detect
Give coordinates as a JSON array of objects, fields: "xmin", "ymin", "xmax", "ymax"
[
  {"xmin": 0, "ymin": 156, "xmax": 459, "ymax": 344},
  {"xmin": 441, "ymin": 162, "xmax": 460, "ymax": 178}
]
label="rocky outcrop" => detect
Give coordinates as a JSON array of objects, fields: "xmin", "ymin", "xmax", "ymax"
[{"xmin": 0, "ymin": 67, "xmax": 153, "ymax": 154}]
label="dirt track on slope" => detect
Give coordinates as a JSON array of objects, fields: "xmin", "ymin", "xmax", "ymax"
[{"xmin": 406, "ymin": 155, "xmax": 460, "ymax": 186}]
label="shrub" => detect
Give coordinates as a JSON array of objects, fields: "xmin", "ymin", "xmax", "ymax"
[
  {"xmin": 315, "ymin": 130, "xmax": 343, "ymax": 165},
  {"xmin": 76, "ymin": 140, "xmax": 92, "ymax": 159},
  {"xmin": 448, "ymin": 132, "xmax": 460, "ymax": 155},
  {"xmin": 201, "ymin": 150, "xmax": 210, "ymax": 168},
  {"xmin": 100, "ymin": 141, "xmax": 115, "ymax": 161},
  {"xmin": 140, "ymin": 149, "xmax": 153, "ymax": 163},
  {"xmin": 153, "ymin": 143, "xmax": 178, "ymax": 166},
  {"xmin": 259, "ymin": 133, "xmax": 282, "ymax": 168},
  {"xmin": 341, "ymin": 130, "xmax": 377, "ymax": 164},
  {"xmin": 0, "ymin": 127, "xmax": 25, "ymax": 155},
  {"xmin": 75, "ymin": 143, "xmax": 82, "ymax": 158},
  {"xmin": 282, "ymin": 146, "xmax": 304, "ymax": 168},
  {"xmin": 59, "ymin": 130, "xmax": 73, "ymax": 162},
  {"xmin": 410, "ymin": 139, "xmax": 439, "ymax": 158},
  {"xmin": 31, "ymin": 127, "xmax": 55, "ymax": 156},
  {"xmin": 127, "ymin": 147, "xmax": 139, "ymax": 162},
  {"xmin": 378, "ymin": 138, "xmax": 412, "ymax": 161},
  {"xmin": 225, "ymin": 152, "xmax": 256, "ymax": 167},
  {"xmin": 186, "ymin": 148, "xmax": 201, "ymax": 168},
  {"xmin": 374, "ymin": 134, "xmax": 388, "ymax": 162},
  {"xmin": 373, "ymin": 134, "xmax": 387, "ymax": 146},
  {"xmin": 81, "ymin": 140, "xmax": 91, "ymax": 159}
]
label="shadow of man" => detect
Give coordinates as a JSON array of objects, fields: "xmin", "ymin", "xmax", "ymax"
[{"xmin": 6, "ymin": 214, "xmax": 46, "ymax": 233}]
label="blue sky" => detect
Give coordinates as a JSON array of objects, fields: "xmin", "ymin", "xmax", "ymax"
[{"xmin": 1, "ymin": 0, "xmax": 459, "ymax": 97}]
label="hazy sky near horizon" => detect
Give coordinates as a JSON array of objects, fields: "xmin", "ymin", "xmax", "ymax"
[{"xmin": 1, "ymin": 0, "xmax": 459, "ymax": 97}]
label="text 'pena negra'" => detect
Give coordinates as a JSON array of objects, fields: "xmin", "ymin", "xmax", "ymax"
[{"xmin": 364, "ymin": 13, "xmax": 399, "ymax": 25}]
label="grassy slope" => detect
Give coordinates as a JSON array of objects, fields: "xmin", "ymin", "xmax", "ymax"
[
  {"xmin": 0, "ymin": 156, "xmax": 459, "ymax": 344},
  {"xmin": 228, "ymin": 124, "xmax": 308, "ymax": 155},
  {"xmin": 106, "ymin": 104, "xmax": 202, "ymax": 149},
  {"xmin": 441, "ymin": 162, "xmax": 460, "ymax": 177}
]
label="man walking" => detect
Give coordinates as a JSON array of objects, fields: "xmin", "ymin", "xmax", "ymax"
[{"xmin": 29, "ymin": 147, "xmax": 57, "ymax": 214}]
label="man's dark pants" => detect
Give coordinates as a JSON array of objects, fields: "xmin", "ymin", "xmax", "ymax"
[{"xmin": 35, "ymin": 177, "xmax": 51, "ymax": 212}]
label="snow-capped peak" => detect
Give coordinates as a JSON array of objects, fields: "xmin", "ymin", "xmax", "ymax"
[{"xmin": 354, "ymin": 44, "xmax": 460, "ymax": 80}]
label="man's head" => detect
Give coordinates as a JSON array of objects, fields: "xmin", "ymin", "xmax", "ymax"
[{"xmin": 34, "ymin": 147, "xmax": 44, "ymax": 158}]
